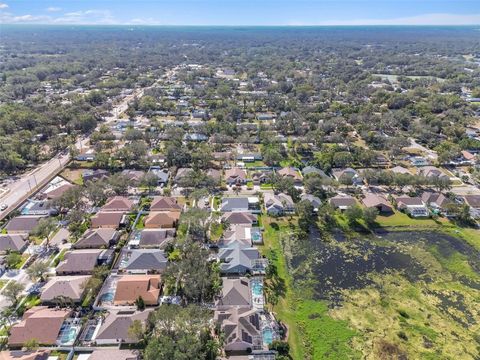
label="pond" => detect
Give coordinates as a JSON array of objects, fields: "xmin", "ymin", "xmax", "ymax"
[{"xmin": 302, "ymin": 230, "xmax": 480, "ymax": 302}]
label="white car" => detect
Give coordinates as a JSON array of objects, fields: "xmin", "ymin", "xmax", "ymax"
[{"xmin": 0, "ymin": 204, "xmax": 7, "ymax": 211}]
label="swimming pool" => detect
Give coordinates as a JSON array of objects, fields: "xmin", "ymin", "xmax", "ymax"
[
  {"xmin": 252, "ymin": 281, "xmax": 263, "ymax": 296},
  {"xmin": 58, "ymin": 323, "xmax": 79, "ymax": 345},
  {"xmin": 262, "ymin": 327, "xmax": 273, "ymax": 345},
  {"xmin": 101, "ymin": 291, "xmax": 114, "ymax": 302}
]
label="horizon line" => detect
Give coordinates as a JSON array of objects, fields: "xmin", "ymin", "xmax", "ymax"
[{"xmin": 1, "ymin": 23, "xmax": 479, "ymax": 27}]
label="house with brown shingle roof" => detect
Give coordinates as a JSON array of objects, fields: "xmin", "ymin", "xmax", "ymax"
[
  {"xmin": 144, "ymin": 211, "xmax": 180, "ymax": 229},
  {"xmin": 91, "ymin": 211, "xmax": 127, "ymax": 229},
  {"xmin": 277, "ymin": 167, "xmax": 302, "ymax": 184},
  {"xmin": 421, "ymin": 192, "xmax": 451, "ymax": 214},
  {"xmin": 56, "ymin": 249, "xmax": 110, "ymax": 275},
  {"xmin": 0, "ymin": 234, "xmax": 28, "ymax": 254},
  {"xmin": 136, "ymin": 229, "xmax": 175, "ymax": 248},
  {"xmin": 94, "ymin": 309, "xmax": 153, "ymax": 345},
  {"xmin": 40, "ymin": 275, "xmax": 91, "ymax": 304},
  {"xmin": 85, "ymin": 350, "xmax": 139, "ymax": 360},
  {"xmin": 362, "ymin": 192, "xmax": 393, "ymax": 213},
  {"xmin": 225, "ymin": 168, "xmax": 247, "ymax": 186},
  {"xmin": 214, "ymin": 307, "xmax": 262, "ymax": 353},
  {"xmin": 101, "ymin": 196, "xmax": 134, "ymax": 212},
  {"xmin": 329, "ymin": 195, "xmax": 357, "ymax": 211},
  {"xmin": 150, "ymin": 197, "xmax": 182, "ymax": 212},
  {"xmin": 5, "ymin": 216, "xmax": 46, "ymax": 234},
  {"xmin": 0, "ymin": 350, "xmax": 51, "ymax": 360},
  {"xmin": 113, "ymin": 275, "xmax": 161, "ymax": 306},
  {"xmin": 73, "ymin": 228, "xmax": 119, "ymax": 249},
  {"xmin": 394, "ymin": 195, "xmax": 429, "ymax": 217},
  {"xmin": 216, "ymin": 278, "xmax": 251, "ymax": 309},
  {"xmin": 222, "ymin": 212, "xmax": 258, "ymax": 226},
  {"xmin": 8, "ymin": 306, "xmax": 71, "ymax": 347}
]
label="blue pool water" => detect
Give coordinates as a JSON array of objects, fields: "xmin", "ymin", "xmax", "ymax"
[
  {"xmin": 101, "ymin": 292, "xmax": 114, "ymax": 302},
  {"xmin": 60, "ymin": 327, "xmax": 77, "ymax": 344},
  {"xmin": 262, "ymin": 327, "xmax": 273, "ymax": 344},
  {"xmin": 252, "ymin": 282, "xmax": 263, "ymax": 296}
]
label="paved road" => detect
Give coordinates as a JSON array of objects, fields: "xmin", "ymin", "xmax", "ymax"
[
  {"xmin": 408, "ymin": 138, "xmax": 438, "ymax": 160},
  {"xmin": 0, "ymin": 88, "xmax": 145, "ymax": 221}
]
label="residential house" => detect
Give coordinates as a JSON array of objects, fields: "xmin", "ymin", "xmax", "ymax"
[
  {"xmin": 463, "ymin": 195, "xmax": 480, "ymax": 218},
  {"xmin": 113, "ymin": 275, "xmax": 161, "ymax": 306},
  {"xmin": 135, "ymin": 229, "xmax": 175, "ymax": 248},
  {"xmin": 300, "ymin": 194, "xmax": 322, "ymax": 211},
  {"xmin": 302, "ymin": 166, "xmax": 328, "ymax": 178},
  {"xmin": 148, "ymin": 167, "xmax": 169, "ymax": 185},
  {"xmin": 220, "ymin": 225, "xmax": 253, "ymax": 248},
  {"xmin": 216, "ymin": 278, "xmax": 251, "ymax": 308},
  {"xmin": 0, "ymin": 350, "xmax": 51, "ymax": 360},
  {"xmin": 236, "ymin": 153, "xmax": 262, "ymax": 163},
  {"xmin": 121, "ymin": 170, "xmax": 145, "ymax": 184},
  {"xmin": 5, "ymin": 216, "xmax": 45, "ymax": 234},
  {"xmin": 150, "ymin": 197, "xmax": 182, "ymax": 212},
  {"xmin": 0, "ymin": 234, "xmax": 28, "ymax": 254},
  {"xmin": 117, "ymin": 249, "xmax": 168, "ymax": 274},
  {"xmin": 82, "ymin": 350, "xmax": 139, "ymax": 360},
  {"xmin": 8, "ymin": 307, "xmax": 71, "ymax": 347},
  {"xmin": 421, "ymin": 192, "xmax": 451, "ymax": 215},
  {"xmin": 91, "ymin": 211, "xmax": 127, "ymax": 229},
  {"xmin": 73, "ymin": 228, "xmax": 119, "ymax": 249},
  {"xmin": 362, "ymin": 193, "xmax": 393, "ymax": 214},
  {"xmin": 214, "ymin": 307, "xmax": 262, "ymax": 353},
  {"xmin": 207, "ymin": 169, "xmax": 222, "ymax": 181},
  {"xmin": 43, "ymin": 182, "xmax": 75, "ymax": 201},
  {"xmin": 94, "ymin": 309, "xmax": 153, "ymax": 345},
  {"xmin": 218, "ymin": 243, "xmax": 261, "ymax": 275},
  {"xmin": 418, "ymin": 166, "xmax": 449, "ymax": 180},
  {"xmin": 221, "ymin": 198, "xmax": 250, "ymax": 212},
  {"xmin": 144, "ymin": 211, "xmax": 180, "ymax": 229},
  {"xmin": 222, "ymin": 212, "xmax": 258, "ymax": 226},
  {"xmin": 277, "ymin": 167, "xmax": 302, "ymax": 185},
  {"xmin": 40, "ymin": 275, "xmax": 91, "ymax": 304},
  {"xmin": 56, "ymin": 249, "xmax": 111, "ymax": 275},
  {"xmin": 251, "ymin": 170, "xmax": 272, "ymax": 185},
  {"xmin": 83, "ymin": 169, "xmax": 110, "ymax": 182},
  {"xmin": 332, "ymin": 168, "xmax": 363, "ymax": 186},
  {"xmin": 225, "ymin": 168, "xmax": 247, "ymax": 186},
  {"xmin": 174, "ymin": 168, "xmax": 194, "ymax": 182},
  {"xmin": 76, "ymin": 149, "xmax": 96, "ymax": 162},
  {"xmin": 264, "ymin": 193, "xmax": 295, "ymax": 216},
  {"xmin": 329, "ymin": 195, "xmax": 357, "ymax": 211},
  {"xmin": 395, "ymin": 196, "xmax": 429, "ymax": 217},
  {"xmin": 389, "ymin": 166, "xmax": 411, "ymax": 175},
  {"xmin": 101, "ymin": 197, "xmax": 134, "ymax": 212}
]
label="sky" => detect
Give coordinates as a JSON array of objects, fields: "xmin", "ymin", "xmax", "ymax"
[{"xmin": 0, "ymin": 0, "xmax": 479, "ymax": 26}]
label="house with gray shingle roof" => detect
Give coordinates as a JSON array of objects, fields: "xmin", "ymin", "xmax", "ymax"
[
  {"xmin": 218, "ymin": 243, "xmax": 260, "ymax": 275},
  {"xmin": 0, "ymin": 234, "xmax": 28, "ymax": 254},
  {"xmin": 117, "ymin": 249, "xmax": 168, "ymax": 274}
]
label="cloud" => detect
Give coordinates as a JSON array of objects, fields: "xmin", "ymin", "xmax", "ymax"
[
  {"xmin": 127, "ymin": 17, "xmax": 161, "ymax": 25},
  {"xmin": 0, "ymin": 13, "xmax": 51, "ymax": 23},
  {"xmin": 308, "ymin": 13, "xmax": 480, "ymax": 26},
  {"xmin": 0, "ymin": 2, "xmax": 8, "ymax": 9},
  {"xmin": 46, "ymin": 6, "xmax": 61, "ymax": 12},
  {"xmin": 53, "ymin": 9, "xmax": 116, "ymax": 24}
]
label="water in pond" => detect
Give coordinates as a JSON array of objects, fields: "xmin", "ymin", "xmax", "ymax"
[{"xmin": 300, "ymin": 230, "xmax": 480, "ymax": 302}]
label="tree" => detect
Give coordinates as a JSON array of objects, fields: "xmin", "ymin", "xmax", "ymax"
[
  {"xmin": 296, "ymin": 200, "xmax": 315, "ymax": 230},
  {"xmin": 135, "ymin": 296, "xmax": 146, "ymax": 311},
  {"xmin": 128, "ymin": 319, "xmax": 145, "ymax": 342},
  {"xmin": 363, "ymin": 207, "xmax": 379, "ymax": 227},
  {"xmin": 140, "ymin": 172, "xmax": 159, "ymax": 193},
  {"xmin": 144, "ymin": 304, "xmax": 219, "ymax": 360},
  {"xmin": 163, "ymin": 241, "xmax": 221, "ymax": 303},
  {"xmin": 5, "ymin": 252, "xmax": 22, "ymax": 269},
  {"xmin": 345, "ymin": 205, "xmax": 363, "ymax": 226},
  {"xmin": 23, "ymin": 338, "xmax": 39, "ymax": 351},
  {"xmin": 3, "ymin": 281, "xmax": 25, "ymax": 306},
  {"xmin": 26, "ymin": 261, "xmax": 49, "ymax": 282},
  {"xmin": 31, "ymin": 217, "xmax": 57, "ymax": 248}
]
